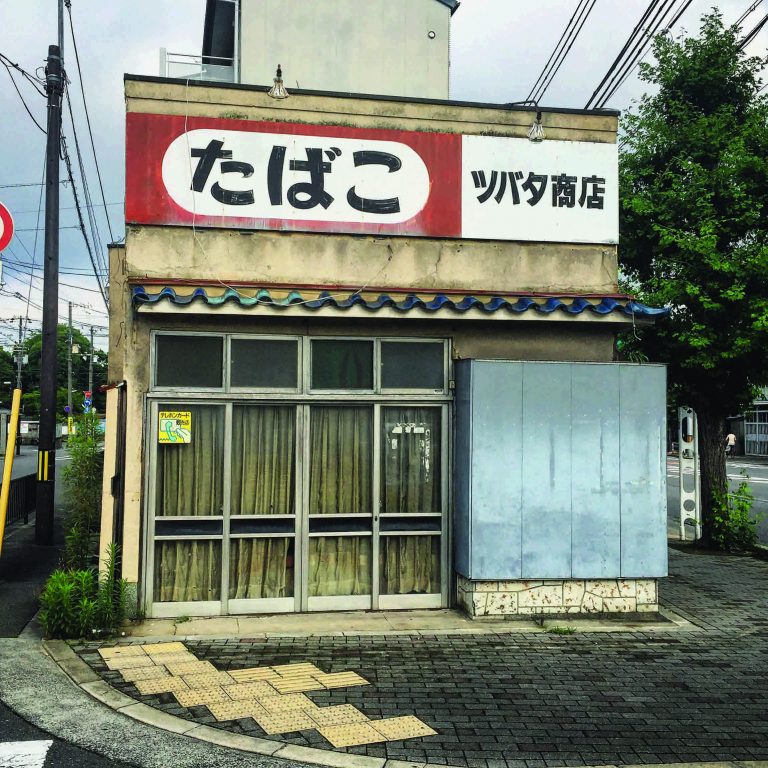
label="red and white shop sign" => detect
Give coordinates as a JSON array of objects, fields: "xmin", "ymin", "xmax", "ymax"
[
  {"xmin": 0, "ymin": 202, "xmax": 14, "ymax": 252},
  {"xmin": 126, "ymin": 113, "xmax": 618, "ymax": 244}
]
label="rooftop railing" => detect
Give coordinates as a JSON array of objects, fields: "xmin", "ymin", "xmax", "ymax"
[{"xmin": 159, "ymin": 49, "xmax": 236, "ymax": 83}]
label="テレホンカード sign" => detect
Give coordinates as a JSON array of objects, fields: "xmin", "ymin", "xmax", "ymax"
[{"xmin": 126, "ymin": 113, "xmax": 618, "ymax": 244}]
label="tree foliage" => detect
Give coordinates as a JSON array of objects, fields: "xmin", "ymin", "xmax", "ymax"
[{"xmin": 619, "ymin": 11, "xmax": 768, "ymax": 546}]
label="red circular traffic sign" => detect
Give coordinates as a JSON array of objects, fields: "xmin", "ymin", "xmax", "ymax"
[{"xmin": 0, "ymin": 202, "xmax": 13, "ymax": 252}]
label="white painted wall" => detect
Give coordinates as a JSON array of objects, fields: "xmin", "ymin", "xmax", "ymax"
[{"xmin": 240, "ymin": 0, "xmax": 451, "ymax": 99}]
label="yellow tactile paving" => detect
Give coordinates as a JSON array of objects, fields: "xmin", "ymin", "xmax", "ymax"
[
  {"xmin": 259, "ymin": 693, "xmax": 317, "ymax": 713},
  {"xmin": 306, "ymin": 705, "xmax": 369, "ymax": 728},
  {"xmin": 370, "ymin": 716, "xmax": 437, "ymax": 741},
  {"xmin": 182, "ymin": 671, "xmax": 235, "ymax": 689},
  {"xmin": 121, "ymin": 666, "xmax": 171, "ymax": 683},
  {"xmin": 252, "ymin": 709, "xmax": 317, "ymax": 735},
  {"xmin": 175, "ymin": 685, "xmax": 231, "ymax": 708},
  {"xmin": 105, "ymin": 641, "xmax": 436, "ymax": 749},
  {"xmin": 104, "ymin": 655, "xmax": 156, "ymax": 671},
  {"xmin": 223, "ymin": 681, "xmax": 278, "ymax": 701},
  {"xmin": 143, "ymin": 642, "xmax": 188, "ymax": 655},
  {"xmin": 229, "ymin": 667, "xmax": 281, "ymax": 683},
  {"xmin": 314, "ymin": 671, "xmax": 369, "ymax": 688},
  {"xmin": 318, "ymin": 722, "xmax": 389, "ymax": 748},
  {"xmin": 98, "ymin": 646, "xmax": 147, "ymax": 660},
  {"xmin": 271, "ymin": 663, "xmax": 323, "ymax": 677},
  {"xmin": 148, "ymin": 652, "xmax": 198, "ymax": 666},
  {"xmin": 164, "ymin": 660, "xmax": 217, "ymax": 676},
  {"xmin": 270, "ymin": 676, "xmax": 325, "ymax": 693},
  {"xmin": 207, "ymin": 700, "xmax": 269, "ymax": 722},
  {"xmin": 135, "ymin": 676, "xmax": 190, "ymax": 695}
]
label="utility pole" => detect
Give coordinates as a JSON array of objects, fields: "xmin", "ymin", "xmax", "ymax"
[
  {"xmin": 88, "ymin": 326, "xmax": 94, "ymax": 394},
  {"xmin": 36, "ymin": 34, "xmax": 64, "ymax": 546},
  {"xmin": 15, "ymin": 317, "xmax": 22, "ymax": 457},
  {"xmin": 67, "ymin": 302, "xmax": 73, "ymax": 418}
]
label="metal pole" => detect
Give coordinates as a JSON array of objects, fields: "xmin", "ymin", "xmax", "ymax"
[
  {"xmin": 67, "ymin": 301, "xmax": 73, "ymax": 417},
  {"xmin": 36, "ymin": 42, "xmax": 63, "ymax": 547},
  {"xmin": 15, "ymin": 317, "xmax": 22, "ymax": 457},
  {"xmin": 88, "ymin": 325, "xmax": 94, "ymax": 394}
]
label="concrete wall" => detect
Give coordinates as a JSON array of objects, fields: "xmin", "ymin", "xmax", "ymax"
[{"xmin": 240, "ymin": 0, "xmax": 450, "ymax": 99}]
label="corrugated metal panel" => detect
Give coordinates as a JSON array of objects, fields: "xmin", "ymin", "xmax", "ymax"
[
  {"xmin": 571, "ymin": 365, "xmax": 621, "ymax": 578},
  {"xmin": 454, "ymin": 361, "xmax": 667, "ymax": 581},
  {"xmin": 619, "ymin": 365, "xmax": 668, "ymax": 577},
  {"xmin": 521, "ymin": 363, "xmax": 573, "ymax": 579},
  {"xmin": 471, "ymin": 361, "xmax": 523, "ymax": 580},
  {"xmin": 132, "ymin": 286, "xmax": 669, "ymax": 319}
]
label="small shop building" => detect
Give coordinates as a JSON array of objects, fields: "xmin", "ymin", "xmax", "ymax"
[{"xmin": 98, "ymin": 0, "xmax": 668, "ymax": 619}]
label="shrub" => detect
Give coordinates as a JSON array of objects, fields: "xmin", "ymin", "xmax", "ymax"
[
  {"xmin": 62, "ymin": 412, "xmax": 104, "ymax": 569},
  {"xmin": 713, "ymin": 473, "xmax": 763, "ymax": 552},
  {"xmin": 39, "ymin": 544, "xmax": 128, "ymax": 639}
]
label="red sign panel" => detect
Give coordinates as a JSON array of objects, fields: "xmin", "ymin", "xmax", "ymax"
[
  {"xmin": 0, "ymin": 202, "xmax": 14, "ymax": 252},
  {"xmin": 126, "ymin": 113, "xmax": 462, "ymax": 238}
]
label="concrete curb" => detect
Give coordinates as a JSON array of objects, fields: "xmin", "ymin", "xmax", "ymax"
[{"xmin": 43, "ymin": 640, "xmax": 768, "ymax": 768}]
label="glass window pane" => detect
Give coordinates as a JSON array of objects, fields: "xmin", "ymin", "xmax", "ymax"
[
  {"xmin": 156, "ymin": 405, "xmax": 224, "ymax": 516},
  {"xmin": 231, "ymin": 339, "xmax": 298, "ymax": 388},
  {"xmin": 154, "ymin": 540, "xmax": 221, "ymax": 602},
  {"xmin": 380, "ymin": 536, "xmax": 440, "ymax": 595},
  {"xmin": 232, "ymin": 405, "xmax": 296, "ymax": 516},
  {"xmin": 381, "ymin": 342, "xmax": 444, "ymax": 390},
  {"xmin": 382, "ymin": 407, "xmax": 441, "ymax": 514},
  {"xmin": 309, "ymin": 536, "xmax": 371, "ymax": 596},
  {"xmin": 311, "ymin": 340, "xmax": 373, "ymax": 389},
  {"xmin": 309, "ymin": 407, "xmax": 372, "ymax": 514},
  {"xmin": 229, "ymin": 538, "xmax": 294, "ymax": 599},
  {"xmin": 155, "ymin": 336, "xmax": 223, "ymax": 388}
]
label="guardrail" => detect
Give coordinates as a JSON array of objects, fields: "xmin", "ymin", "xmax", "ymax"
[
  {"xmin": 159, "ymin": 49, "xmax": 236, "ymax": 83},
  {"xmin": 6, "ymin": 473, "xmax": 36, "ymax": 526}
]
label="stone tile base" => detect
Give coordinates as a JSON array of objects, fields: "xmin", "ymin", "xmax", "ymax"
[{"xmin": 457, "ymin": 575, "xmax": 659, "ymax": 617}]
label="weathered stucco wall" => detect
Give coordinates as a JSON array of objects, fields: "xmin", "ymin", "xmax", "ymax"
[{"xmin": 240, "ymin": 0, "xmax": 451, "ymax": 99}]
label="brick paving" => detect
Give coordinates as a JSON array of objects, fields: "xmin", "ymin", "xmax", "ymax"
[{"xmin": 75, "ymin": 548, "xmax": 768, "ymax": 768}]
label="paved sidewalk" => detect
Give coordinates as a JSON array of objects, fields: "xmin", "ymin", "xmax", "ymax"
[{"xmin": 65, "ymin": 548, "xmax": 768, "ymax": 768}]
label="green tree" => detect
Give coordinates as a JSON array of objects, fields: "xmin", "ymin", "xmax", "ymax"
[
  {"xmin": 619, "ymin": 11, "xmax": 768, "ymax": 547},
  {"xmin": 21, "ymin": 325, "xmax": 107, "ymax": 419}
]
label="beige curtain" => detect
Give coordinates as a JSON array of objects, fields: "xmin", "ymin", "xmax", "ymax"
[
  {"xmin": 154, "ymin": 541, "xmax": 221, "ymax": 602},
  {"xmin": 382, "ymin": 407, "xmax": 440, "ymax": 514},
  {"xmin": 232, "ymin": 405, "xmax": 295, "ymax": 515},
  {"xmin": 380, "ymin": 408, "xmax": 441, "ymax": 594},
  {"xmin": 309, "ymin": 407, "xmax": 372, "ymax": 514},
  {"xmin": 308, "ymin": 407, "xmax": 372, "ymax": 595},
  {"xmin": 309, "ymin": 537, "xmax": 371, "ymax": 596},
  {"xmin": 157, "ymin": 406, "xmax": 224, "ymax": 516},
  {"xmin": 380, "ymin": 536, "xmax": 440, "ymax": 594},
  {"xmin": 229, "ymin": 538, "xmax": 294, "ymax": 599}
]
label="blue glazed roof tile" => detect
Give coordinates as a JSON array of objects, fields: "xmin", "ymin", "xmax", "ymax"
[{"xmin": 131, "ymin": 286, "xmax": 669, "ymax": 319}]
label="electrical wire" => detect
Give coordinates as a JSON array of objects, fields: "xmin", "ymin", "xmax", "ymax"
[
  {"xmin": 737, "ymin": 0, "xmax": 764, "ymax": 27},
  {"xmin": 526, "ymin": 0, "xmax": 593, "ymax": 103},
  {"xmin": 0, "ymin": 52, "xmax": 46, "ymax": 96},
  {"xmin": 65, "ymin": 2, "xmax": 115, "ymax": 243},
  {"xmin": 585, "ymin": 0, "xmax": 664, "ymax": 109},
  {"xmin": 739, "ymin": 12, "xmax": 768, "ymax": 48},
  {"xmin": 530, "ymin": 0, "xmax": 599, "ymax": 104},
  {"xmin": 598, "ymin": 0, "xmax": 695, "ymax": 106},
  {"xmin": 1, "ymin": 60, "xmax": 46, "ymax": 134}
]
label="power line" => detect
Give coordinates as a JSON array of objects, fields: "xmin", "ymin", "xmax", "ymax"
[
  {"xmin": 526, "ymin": 0, "xmax": 594, "ymax": 103},
  {"xmin": 585, "ymin": 0, "xmax": 665, "ymax": 109},
  {"xmin": 11, "ymin": 201, "xmax": 122, "ymax": 215},
  {"xmin": 737, "ymin": 0, "xmax": 764, "ymax": 27},
  {"xmin": 739, "ymin": 12, "xmax": 768, "ymax": 48},
  {"xmin": 1, "ymin": 60, "xmax": 46, "ymax": 134},
  {"xmin": 65, "ymin": 2, "xmax": 115, "ymax": 243},
  {"xmin": 598, "ymin": 0, "xmax": 695, "ymax": 107},
  {"xmin": 0, "ymin": 181, "xmax": 67, "ymax": 189},
  {"xmin": 0, "ymin": 52, "xmax": 46, "ymax": 97}
]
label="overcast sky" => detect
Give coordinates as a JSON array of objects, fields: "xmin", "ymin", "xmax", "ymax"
[{"xmin": 0, "ymin": 0, "xmax": 763, "ymax": 352}]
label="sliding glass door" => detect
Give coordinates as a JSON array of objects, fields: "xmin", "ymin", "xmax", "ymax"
[{"xmin": 147, "ymin": 402, "xmax": 446, "ymax": 615}]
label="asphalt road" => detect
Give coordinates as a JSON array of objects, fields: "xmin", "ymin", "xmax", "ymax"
[
  {"xmin": 0, "ymin": 700, "xmax": 136, "ymax": 768},
  {"xmin": 666, "ymin": 455, "xmax": 768, "ymax": 544}
]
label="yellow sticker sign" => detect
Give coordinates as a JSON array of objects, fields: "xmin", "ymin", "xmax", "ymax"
[{"xmin": 158, "ymin": 411, "xmax": 192, "ymax": 444}]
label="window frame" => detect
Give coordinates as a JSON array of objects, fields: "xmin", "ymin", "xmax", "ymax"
[{"xmin": 228, "ymin": 334, "xmax": 303, "ymax": 394}]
